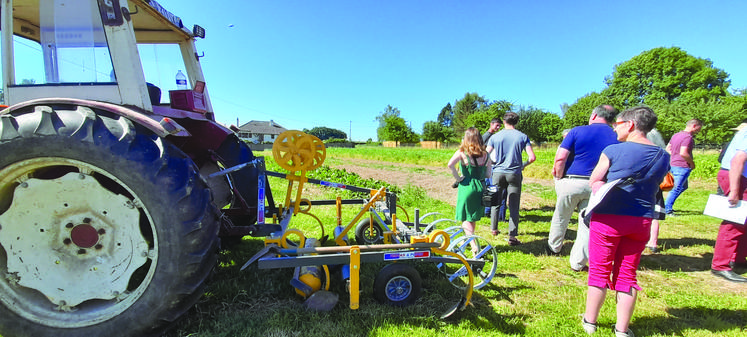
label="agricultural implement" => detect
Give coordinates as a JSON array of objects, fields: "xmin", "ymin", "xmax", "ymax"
[
  {"xmin": 236, "ymin": 130, "xmax": 500, "ymax": 315},
  {"xmin": 0, "ymin": 1, "xmax": 497, "ymax": 336}
]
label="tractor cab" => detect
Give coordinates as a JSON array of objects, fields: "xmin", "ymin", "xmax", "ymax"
[
  {"xmin": 0, "ymin": 2, "xmax": 256, "ymax": 336},
  {"xmin": 1, "ymin": 0, "xmax": 211, "ymax": 115}
]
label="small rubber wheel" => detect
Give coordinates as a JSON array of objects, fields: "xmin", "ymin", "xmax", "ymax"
[
  {"xmin": 373, "ymin": 263, "xmax": 421, "ymax": 306},
  {"xmin": 354, "ymin": 217, "xmax": 384, "ymax": 245}
]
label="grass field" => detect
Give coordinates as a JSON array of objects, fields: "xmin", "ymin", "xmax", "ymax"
[{"xmin": 163, "ymin": 146, "xmax": 746, "ymax": 337}]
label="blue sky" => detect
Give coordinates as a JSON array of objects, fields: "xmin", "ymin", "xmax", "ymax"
[{"xmin": 158, "ymin": 0, "xmax": 747, "ymax": 141}]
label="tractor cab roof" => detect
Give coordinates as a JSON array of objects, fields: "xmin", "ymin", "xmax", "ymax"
[{"xmin": 12, "ymin": 0, "xmax": 195, "ymax": 44}]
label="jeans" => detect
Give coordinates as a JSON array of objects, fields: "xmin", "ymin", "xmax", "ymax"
[{"xmin": 664, "ymin": 166, "xmax": 691, "ymax": 214}]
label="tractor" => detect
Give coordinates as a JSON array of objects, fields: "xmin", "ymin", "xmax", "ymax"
[
  {"xmin": 0, "ymin": 0, "xmax": 272, "ymax": 336},
  {"xmin": 0, "ymin": 1, "xmax": 499, "ymax": 336}
]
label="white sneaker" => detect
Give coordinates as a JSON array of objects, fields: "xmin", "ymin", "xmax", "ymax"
[
  {"xmin": 613, "ymin": 326, "xmax": 635, "ymax": 337},
  {"xmin": 581, "ymin": 316, "xmax": 596, "ymax": 334}
]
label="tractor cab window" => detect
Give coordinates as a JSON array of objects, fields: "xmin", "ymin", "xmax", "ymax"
[
  {"xmin": 15, "ymin": 0, "xmax": 115, "ymax": 85},
  {"xmin": 138, "ymin": 44, "xmax": 189, "ymax": 104}
]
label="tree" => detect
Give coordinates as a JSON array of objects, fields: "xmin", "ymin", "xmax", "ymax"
[
  {"xmin": 376, "ymin": 105, "xmax": 401, "ymax": 141},
  {"xmin": 647, "ymin": 97, "xmax": 746, "ymax": 145},
  {"xmin": 303, "ymin": 126, "xmax": 347, "ymax": 141},
  {"xmin": 421, "ymin": 121, "xmax": 454, "ymax": 142},
  {"xmin": 459, "ymin": 99, "xmax": 512, "ymax": 138},
  {"xmin": 375, "ymin": 105, "xmax": 419, "ymax": 142},
  {"xmin": 540, "ymin": 113, "xmax": 565, "ymax": 143},
  {"xmin": 603, "ymin": 47, "xmax": 730, "ymax": 106},
  {"xmin": 562, "ymin": 92, "xmax": 622, "ymax": 129},
  {"xmin": 452, "ymin": 92, "xmax": 489, "ymax": 135},
  {"xmin": 437, "ymin": 103, "xmax": 453, "ymax": 127},
  {"xmin": 514, "ymin": 106, "xmax": 561, "ymax": 143}
]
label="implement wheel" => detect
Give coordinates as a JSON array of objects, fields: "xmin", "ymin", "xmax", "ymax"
[
  {"xmin": 373, "ymin": 263, "xmax": 422, "ymax": 306},
  {"xmin": 0, "ymin": 105, "xmax": 219, "ymax": 337},
  {"xmin": 354, "ymin": 217, "xmax": 385, "ymax": 245},
  {"xmin": 438, "ymin": 235, "xmax": 498, "ymax": 290}
]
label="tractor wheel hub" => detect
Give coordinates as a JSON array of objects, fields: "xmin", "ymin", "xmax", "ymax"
[{"xmin": 0, "ymin": 172, "xmax": 148, "ymax": 308}]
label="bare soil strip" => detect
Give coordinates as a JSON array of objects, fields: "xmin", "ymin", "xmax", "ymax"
[{"xmin": 329, "ymin": 158, "xmax": 551, "ymax": 208}]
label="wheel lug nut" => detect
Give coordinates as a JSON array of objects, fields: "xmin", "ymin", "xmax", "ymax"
[
  {"xmin": 95, "ymin": 244, "xmax": 103, "ymax": 250},
  {"xmin": 97, "ymin": 228, "xmax": 106, "ymax": 235},
  {"xmin": 83, "ymin": 218, "xmax": 92, "ymax": 224},
  {"xmin": 66, "ymin": 223, "xmax": 74, "ymax": 229},
  {"xmin": 77, "ymin": 249, "xmax": 86, "ymax": 255},
  {"xmin": 63, "ymin": 238, "xmax": 72, "ymax": 245}
]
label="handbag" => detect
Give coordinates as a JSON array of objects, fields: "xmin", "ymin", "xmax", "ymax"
[
  {"xmin": 660, "ymin": 172, "xmax": 674, "ymax": 191},
  {"xmin": 482, "ymin": 184, "xmax": 498, "ymax": 207}
]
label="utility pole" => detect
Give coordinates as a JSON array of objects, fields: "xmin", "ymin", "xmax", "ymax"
[{"xmin": 349, "ymin": 121, "xmax": 352, "ymax": 141}]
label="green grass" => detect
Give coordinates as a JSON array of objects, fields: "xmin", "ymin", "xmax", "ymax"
[{"xmin": 167, "ymin": 146, "xmax": 746, "ymax": 337}]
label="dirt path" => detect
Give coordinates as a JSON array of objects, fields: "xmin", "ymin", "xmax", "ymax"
[{"xmin": 329, "ymin": 158, "xmax": 552, "ymax": 208}]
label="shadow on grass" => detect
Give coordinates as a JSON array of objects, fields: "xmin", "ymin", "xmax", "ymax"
[
  {"xmin": 521, "ymin": 205, "xmax": 556, "ymax": 224},
  {"xmin": 437, "ymin": 281, "xmax": 530, "ymax": 335},
  {"xmin": 640, "ymin": 252, "xmax": 714, "ymax": 272},
  {"xmin": 634, "ymin": 307, "xmax": 747, "ymax": 336},
  {"xmin": 667, "ymin": 209, "xmax": 706, "ymax": 217},
  {"xmin": 657, "ymin": 237, "xmax": 715, "ymax": 250},
  {"xmin": 488, "ymin": 234, "xmax": 564, "ymax": 257},
  {"xmin": 443, "ymin": 303, "xmax": 529, "ymax": 335},
  {"xmin": 638, "ymin": 237, "xmax": 716, "ymax": 272}
]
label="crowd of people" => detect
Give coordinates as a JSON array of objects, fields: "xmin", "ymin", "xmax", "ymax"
[{"xmin": 448, "ymin": 105, "xmax": 747, "ymax": 337}]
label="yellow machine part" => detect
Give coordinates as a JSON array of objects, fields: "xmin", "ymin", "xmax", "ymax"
[
  {"xmin": 272, "ymin": 130, "xmax": 326, "ymax": 172},
  {"xmin": 294, "ymin": 266, "xmax": 323, "ymax": 297}
]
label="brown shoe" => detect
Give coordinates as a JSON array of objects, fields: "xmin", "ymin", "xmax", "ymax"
[{"xmin": 508, "ymin": 237, "xmax": 522, "ymax": 246}]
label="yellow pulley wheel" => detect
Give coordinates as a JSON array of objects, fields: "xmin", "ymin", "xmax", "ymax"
[
  {"xmin": 273, "ymin": 130, "xmax": 307, "ymax": 171},
  {"xmin": 273, "ymin": 131, "xmax": 326, "ymax": 171},
  {"xmin": 305, "ymin": 135, "xmax": 326, "ymax": 170}
]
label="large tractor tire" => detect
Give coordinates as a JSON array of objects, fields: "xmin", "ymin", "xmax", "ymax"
[{"xmin": 0, "ymin": 104, "xmax": 219, "ymax": 337}]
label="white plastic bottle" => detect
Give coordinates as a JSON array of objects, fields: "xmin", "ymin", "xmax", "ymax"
[{"xmin": 175, "ymin": 70, "xmax": 188, "ymax": 90}]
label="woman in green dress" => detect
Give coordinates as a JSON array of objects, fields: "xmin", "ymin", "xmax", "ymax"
[{"xmin": 448, "ymin": 127, "xmax": 493, "ymax": 250}]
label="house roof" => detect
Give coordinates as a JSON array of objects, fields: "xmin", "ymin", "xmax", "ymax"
[{"xmin": 237, "ymin": 120, "xmax": 287, "ymax": 135}]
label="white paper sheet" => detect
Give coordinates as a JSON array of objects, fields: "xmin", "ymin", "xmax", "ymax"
[{"xmin": 703, "ymin": 194, "xmax": 747, "ymax": 224}]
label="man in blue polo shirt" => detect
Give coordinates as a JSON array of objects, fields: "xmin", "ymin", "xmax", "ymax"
[{"xmin": 546, "ymin": 105, "xmax": 619, "ymax": 271}]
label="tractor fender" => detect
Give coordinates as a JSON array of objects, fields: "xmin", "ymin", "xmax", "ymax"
[{"xmin": 1, "ymin": 97, "xmax": 191, "ymax": 138}]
